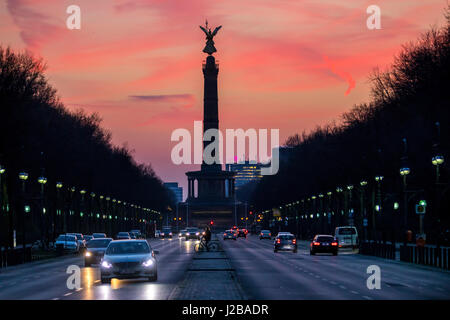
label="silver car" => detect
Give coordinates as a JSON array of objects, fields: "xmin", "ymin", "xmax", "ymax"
[{"xmin": 100, "ymin": 240, "xmax": 158, "ymax": 283}]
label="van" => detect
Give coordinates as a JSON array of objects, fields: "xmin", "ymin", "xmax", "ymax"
[{"xmin": 334, "ymin": 226, "xmax": 358, "ymax": 249}]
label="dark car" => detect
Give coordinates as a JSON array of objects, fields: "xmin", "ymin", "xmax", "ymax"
[
  {"xmin": 92, "ymin": 233, "xmax": 107, "ymax": 239},
  {"xmin": 223, "ymin": 230, "xmax": 237, "ymax": 240},
  {"xmin": 274, "ymin": 234, "xmax": 297, "ymax": 253},
  {"xmin": 116, "ymin": 232, "xmax": 131, "ymax": 240},
  {"xmin": 85, "ymin": 238, "xmax": 113, "ymax": 267},
  {"xmin": 237, "ymin": 228, "xmax": 248, "ymax": 238},
  {"xmin": 310, "ymin": 235, "xmax": 338, "ymax": 256},
  {"xmin": 260, "ymin": 230, "xmax": 272, "ymax": 239},
  {"xmin": 185, "ymin": 227, "xmax": 201, "ymax": 240},
  {"xmin": 161, "ymin": 227, "xmax": 173, "ymax": 239},
  {"xmin": 84, "ymin": 235, "xmax": 93, "ymax": 242},
  {"xmin": 100, "ymin": 240, "xmax": 158, "ymax": 283}
]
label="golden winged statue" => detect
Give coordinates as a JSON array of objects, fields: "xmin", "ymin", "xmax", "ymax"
[{"xmin": 199, "ymin": 20, "xmax": 222, "ymax": 55}]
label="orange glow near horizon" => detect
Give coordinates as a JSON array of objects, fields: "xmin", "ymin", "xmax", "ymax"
[{"xmin": 0, "ymin": 0, "xmax": 447, "ymax": 199}]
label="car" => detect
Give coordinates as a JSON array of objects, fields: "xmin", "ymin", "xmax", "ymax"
[
  {"xmin": 310, "ymin": 235, "xmax": 338, "ymax": 255},
  {"xmin": 185, "ymin": 227, "xmax": 201, "ymax": 240},
  {"xmin": 130, "ymin": 230, "xmax": 143, "ymax": 239},
  {"xmin": 274, "ymin": 234, "xmax": 297, "ymax": 253},
  {"xmin": 55, "ymin": 234, "xmax": 79, "ymax": 252},
  {"xmin": 100, "ymin": 240, "xmax": 158, "ymax": 283},
  {"xmin": 116, "ymin": 232, "xmax": 131, "ymax": 240},
  {"xmin": 179, "ymin": 229, "xmax": 187, "ymax": 238},
  {"xmin": 84, "ymin": 238, "xmax": 113, "ymax": 267},
  {"xmin": 334, "ymin": 226, "xmax": 358, "ymax": 249},
  {"xmin": 161, "ymin": 227, "xmax": 173, "ymax": 239},
  {"xmin": 237, "ymin": 228, "xmax": 247, "ymax": 238},
  {"xmin": 67, "ymin": 233, "xmax": 86, "ymax": 249},
  {"xmin": 260, "ymin": 230, "xmax": 272, "ymax": 239},
  {"xmin": 277, "ymin": 232, "xmax": 292, "ymax": 237},
  {"xmin": 92, "ymin": 233, "xmax": 107, "ymax": 239},
  {"xmin": 223, "ymin": 230, "xmax": 237, "ymax": 240},
  {"xmin": 84, "ymin": 235, "xmax": 93, "ymax": 242},
  {"xmin": 155, "ymin": 230, "xmax": 161, "ymax": 238},
  {"xmin": 129, "ymin": 233, "xmax": 137, "ymax": 239}
]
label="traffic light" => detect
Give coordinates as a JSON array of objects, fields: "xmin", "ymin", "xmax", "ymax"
[
  {"xmin": 210, "ymin": 220, "xmax": 214, "ymax": 225},
  {"xmin": 249, "ymin": 211, "xmax": 253, "ymax": 215},
  {"xmin": 416, "ymin": 200, "xmax": 426, "ymax": 214}
]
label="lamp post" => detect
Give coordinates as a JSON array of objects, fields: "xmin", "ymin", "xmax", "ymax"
[
  {"xmin": 19, "ymin": 172, "xmax": 28, "ymax": 262},
  {"xmin": 56, "ymin": 182, "xmax": 63, "ymax": 235},
  {"xmin": 374, "ymin": 175, "xmax": 383, "ymax": 240},
  {"xmin": 37, "ymin": 176, "xmax": 47, "ymax": 246}
]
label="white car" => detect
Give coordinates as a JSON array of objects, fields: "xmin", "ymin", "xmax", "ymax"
[
  {"xmin": 55, "ymin": 234, "xmax": 79, "ymax": 252},
  {"xmin": 155, "ymin": 230, "xmax": 161, "ymax": 238},
  {"xmin": 335, "ymin": 226, "xmax": 358, "ymax": 248},
  {"xmin": 68, "ymin": 233, "xmax": 86, "ymax": 249}
]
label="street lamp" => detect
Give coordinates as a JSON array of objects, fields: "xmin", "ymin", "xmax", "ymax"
[{"xmin": 18, "ymin": 172, "xmax": 28, "ymax": 262}]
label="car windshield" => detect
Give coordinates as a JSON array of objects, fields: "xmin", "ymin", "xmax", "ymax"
[
  {"xmin": 225, "ymin": 230, "xmax": 233, "ymax": 234},
  {"xmin": 278, "ymin": 235, "xmax": 294, "ymax": 240},
  {"xmin": 87, "ymin": 239, "xmax": 112, "ymax": 248},
  {"xmin": 93, "ymin": 233, "xmax": 106, "ymax": 237},
  {"xmin": 57, "ymin": 235, "xmax": 76, "ymax": 241},
  {"xmin": 337, "ymin": 228, "xmax": 356, "ymax": 235},
  {"xmin": 118, "ymin": 232, "xmax": 129, "ymax": 236},
  {"xmin": 106, "ymin": 242, "xmax": 150, "ymax": 255},
  {"xmin": 187, "ymin": 228, "xmax": 198, "ymax": 232},
  {"xmin": 317, "ymin": 236, "xmax": 335, "ymax": 242},
  {"xmin": 162, "ymin": 228, "xmax": 171, "ymax": 232},
  {"xmin": 262, "ymin": 230, "xmax": 270, "ymax": 233}
]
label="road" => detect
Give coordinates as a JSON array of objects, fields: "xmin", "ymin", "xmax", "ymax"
[
  {"xmin": 220, "ymin": 235, "xmax": 450, "ymax": 300},
  {"xmin": 1, "ymin": 234, "xmax": 449, "ymax": 299},
  {"xmin": 0, "ymin": 238, "xmax": 195, "ymax": 300}
]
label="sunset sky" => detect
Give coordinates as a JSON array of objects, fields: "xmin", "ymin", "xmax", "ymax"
[{"xmin": 1, "ymin": 0, "xmax": 447, "ymax": 200}]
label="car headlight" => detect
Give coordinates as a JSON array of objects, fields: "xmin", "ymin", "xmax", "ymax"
[
  {"xmin": 186, "ymin": 233, "xmax": 190, "ymax": 235},
  {"xmin": 196, "ymin": 232, "xmax": 199, "ymax": 236},
  {"xmin": 169, "ymin": 232, "xmax": 172, "ymax": 235},
  {"xmin": 101, "ymin": 261, "xmax": 112, "ymax": 269},
  {"xmin": 142, "ymin": 259, "xmax": 154, "ymax": 267},
  {"xmin": 85, "ymin": 251, "xmax": 92, "ymax": 257}
]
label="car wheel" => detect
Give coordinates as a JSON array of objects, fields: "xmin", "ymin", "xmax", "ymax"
[
  {"xmin": 101, "ymin": 277, "xmax": 110, "ymax": 284},
  {"xmin": 259, "ymin": 238, "xmax": 262, "ymax": 240},
  {"xmin": 293, "ymin": 249, "xmax": 298, "ymax": 253},
  {"xmin": 233, "ymin": 238, "xmax": 236, "ymax": 241},
  {"xmin": 85, "ymin": 261, "xmax": 91, "ymax": 267},
  {"xmin": 274, "ymin": 249, "xmax": 278, "ymax": 253},
  {"xmin": 333, "ymin": 252, "xmax": 338, "ymax": 256},
  {"xmin": 310, "ymin": 251, "xmax": 315, "ymax": 255}
]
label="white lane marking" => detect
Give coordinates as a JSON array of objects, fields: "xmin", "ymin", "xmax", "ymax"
[
  {"xmin": 64, "ymin": 292, "xmax": 73, "ymax": 296},
  {"xmin": 351, "ymin": 290, "xmax": 359, "ymax": 294},
  {"xmin": 52, "ymin": 298, "xmax": 60, "ymax": 300},
  {"xmin": 76, "ymin": 288, "xmax": 83, "ymax": 292},
  {"xmin": 436, "ymin": 287, "xmax": 444, "ymax": 291},
  {"xmin": 362, "ymin": 295, "xmax": 373, "ymax": 300},
  {"xmin": 94, "ymin": 280, "xmax": 100, "ymax": 283},
  {"xmin": 339, "ymin": 285, "xmax": 347, "ymax": 290},
  {"xmin": 330, "ymin": 281, "xmax": 337, "ymax": 285}
]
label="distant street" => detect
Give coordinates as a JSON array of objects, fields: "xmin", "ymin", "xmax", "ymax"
[
  {"xmin": 1, "ymin": 235, "xmax": 449, "ymax": 300},
  {"xmin": 221, "ymin": 235, "xmax": 450, "ymax": 300},
  {"xmin": 0, "ymin": 238, "xmax": 195, "ymax": 300}
]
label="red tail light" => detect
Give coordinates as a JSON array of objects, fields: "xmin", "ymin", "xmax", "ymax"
[
  {"xmin": 276, "ymin": 239, "xmax": 281, "ymax": 244},
  {"xmin": 331, "ymin": 242, "xmax": 338, "ymax": 246},
  {"xmin": 292, "ymin": 239, "xmax": 297, "ymax": 244},
  {"xmin": 313, "ymin": 242, "xmax": 320, "ymax": 246},
  {"xmin": 224, "ymin": 233, "xmax": 226, "ymax": 236},
  {"xmin": 269, "ymin": 233, "xmax": 271, "ymax": 236}
]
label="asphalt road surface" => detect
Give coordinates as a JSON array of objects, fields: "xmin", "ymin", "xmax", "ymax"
[
  {"xmin": 0, "ymin": 238, "xmax": 195, "ymax": 300},
  {"xmin": 220, "ymin": 235, "xmax": 450, "ymax": 300},
  {"xmin": 1, "ymin": 235, "xmax": 450, "ymax": 300}
]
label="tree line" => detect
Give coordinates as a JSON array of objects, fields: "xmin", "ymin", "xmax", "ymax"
[
  {"xmin": 0, "ymin": 46, "xmax": 174, "ymax": 246},
  {"xmin": 249, "ymin": 8, "xmax": 450, "ymax": 242}
]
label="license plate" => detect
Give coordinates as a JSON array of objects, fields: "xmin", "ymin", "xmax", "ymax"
[{"xmin": 323, "ymin": 243, "xmax": 329, "ymax": 246}]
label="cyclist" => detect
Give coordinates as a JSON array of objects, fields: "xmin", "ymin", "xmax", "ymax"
[{"xmin": 203, "ymin": 225, "xmax": 212, "ymax": 250}]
